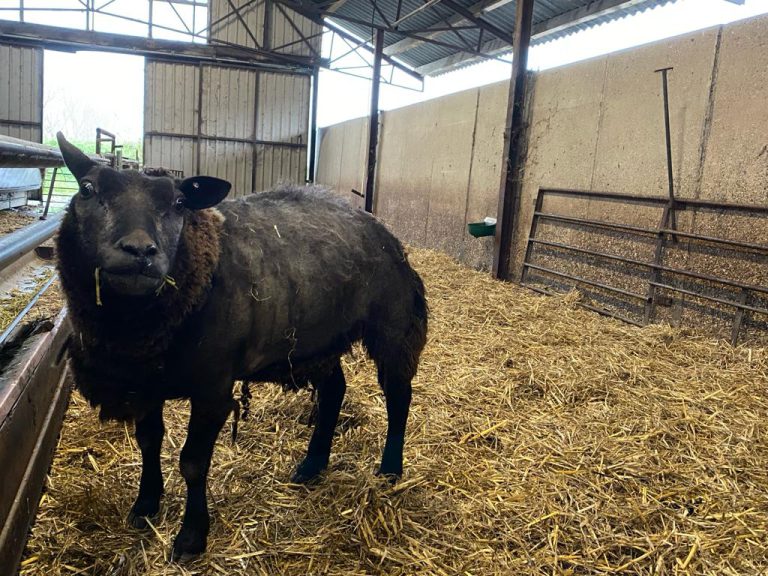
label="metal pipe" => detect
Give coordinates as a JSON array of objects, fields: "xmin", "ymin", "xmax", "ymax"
[
  {"xmin": 0, "ymin": 274, "xmax": 57, "ymax": 348},
  {"xmin": 0, "ymin": 135, "xmax": 106, "ymax": 169},
  {"xmin": 524, "ymin": 284, "xmax": 644, "ymax": 327},
  {"xmin": 534, "ymin": 212, "xmax": 658, "ymax": 236},
  {"xmin": 659, "ymin": 228, "xmax": 768, "ymax": 253},
  {"xmin": 530, "ymin": 237, "xmax": 768, "ymax": 295},
  {"xmin": 656, "ymin": 67, "xmax": 676, "ymax": 203},
  {"xmin": 0, "ymin": 213, "xmax": 64, "ymax": 273},
  {"xmin": 307, "ymin": 66, "xmax": 319, "ymax": 183},
  {"xmin": 364, "ymin": 28, "xmax": 384, "ymax": 214},
  {"xmin": 523, "ymin": 262, "xmax": 649, "ymax": 301},
  {"xmin": 41, "ymin": 167, "xmax": 57, "ymax": 220},
  {"xmin": 539, "ymin": 187, "xmax": 768, "ymax": 214},
  {"xmin": 0, "ymin": 136, "xmax": 65, "ymax": 169},
  {"xmin": 649, "ymin": 281, "xmax": 768, "ymax": 316}
]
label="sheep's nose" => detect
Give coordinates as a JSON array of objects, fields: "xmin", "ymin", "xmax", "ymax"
[{"xmin": 116, "ymin": 230, "xmax": 158, "ymax": 258}]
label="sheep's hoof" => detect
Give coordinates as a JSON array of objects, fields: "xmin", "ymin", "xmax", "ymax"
[
  {"xmin": 375, "ymin": 466, "xmax": 402, "ymax": 484},
  {"xmin": 127, "ymin": 499, "xmax": 160, "ymax": 529},
  {"xmin": 290, "ymin": 457, "xmax": 327, "ymax": 484},
  {"xmin": 172, "ymin": 528, "xmax": 207, "ymax": 562}
]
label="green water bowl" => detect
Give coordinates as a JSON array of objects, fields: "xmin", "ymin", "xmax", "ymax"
[{"xmin": 467, "ymin": 221, "xmax": 496, "ymax": 238}]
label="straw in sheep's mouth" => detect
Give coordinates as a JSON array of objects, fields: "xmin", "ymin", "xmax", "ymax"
[{"xmin": 94, "ymin": 267, "xmax": 177, "ymax": 303}]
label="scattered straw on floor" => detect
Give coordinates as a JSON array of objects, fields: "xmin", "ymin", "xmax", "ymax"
[
  {"xmin": 19, "ymin": 248, "xmax": 768, "ymax": 575},
  {"xmin": 0, "ymin": 209, "xmax": 36, "ymax": 236},
  {"xmin": 0, "ymin": 268, "xmax": 59, "ymax": 334}
]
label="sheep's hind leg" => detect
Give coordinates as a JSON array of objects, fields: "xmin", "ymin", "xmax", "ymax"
[
  {"xmin": 376, "ymin": 366, "xmax": 412, "ymax": 480},
  {"xmin": 291, "ymin": 360, "xmax": 346, "ymax": 484},
  {"xmin": 128, "ymin": 404, "xmax": 165, "ymax": 529},
  {"xmin": 172, "ymin": 397, "xmax": 230, "ymax": 561}
]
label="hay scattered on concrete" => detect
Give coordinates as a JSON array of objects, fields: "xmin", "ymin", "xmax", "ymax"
[
  {"xmin": 0, "ymin": 268, "xmax": 59, "ymax": 334},
  {"xmin": 0, "ymin": 208, "xmax": 36, "ymax": 236},
  {"xmin": 20, "ymin": 248, "xmax": 768, "ymax": 575}
]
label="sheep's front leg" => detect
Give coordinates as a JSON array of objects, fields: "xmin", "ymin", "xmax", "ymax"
[
  {"xmin": 172, "ymin": 398, "xmax": 229, "ymax": 561},
  {"xmin": 128, "ymin": 404, "xmax": 165, "ymax": 528}
]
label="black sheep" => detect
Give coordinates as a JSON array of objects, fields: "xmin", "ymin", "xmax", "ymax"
[{"xmin": 54, "ymin": 133, "xmax": 428, "ymax": 560}]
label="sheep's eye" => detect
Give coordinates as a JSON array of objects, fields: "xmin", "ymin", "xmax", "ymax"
[
  {"xmin": 79, "ymin": 181, "xmax": 95, "ymax": 199},
  {"xmin": 174, "ymin": 197, "xmax": 185, "ymax": 211}
]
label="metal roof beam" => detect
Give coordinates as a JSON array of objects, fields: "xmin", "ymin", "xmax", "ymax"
[
  {"xmin": 384, "ymin": 0, "xmax": 499, "ymax": 57},
  {"xmin": 0, "ymin": 20, "xmax": 321, "ymax": 70},
  {"xmin": 441, "ymin": 0, "xmax": 515, "ymax": 44}
]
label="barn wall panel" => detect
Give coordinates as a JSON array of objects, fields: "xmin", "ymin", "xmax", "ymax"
[
  {"xmin": 0, "ymin": 43, "xmax": 43, "ymax": 142},
  {"xmin": 145, "ymin": 58, "xmax": 310, "ymax": 193}
]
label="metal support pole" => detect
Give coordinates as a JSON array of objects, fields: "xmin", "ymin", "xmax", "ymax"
[
  {"xmin": 41, "ymin": 167, "xmax": 57, "ymax": 220},
  {"xmin": 364, "ymin": 28, "xmax": 384, "ymax": 214},
  {"xmin": 492, "ymin": 0, "xmax": 534, "ymax": 280},
  {"xmin": 656, "ymin": 66, "xmax": 677, "ymax": 235},
  {"xmin": 307, "ymin": 66, "xmax": 320, "ymax": 183},
  {"xmin": 645, "ymin": 67, "xmax": 677, "ymax": 324}
]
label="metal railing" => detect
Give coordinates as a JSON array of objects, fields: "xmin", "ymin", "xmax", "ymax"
[{"xmin": 522, "ymin": 188, "xmax": 768, "ymax": 345}]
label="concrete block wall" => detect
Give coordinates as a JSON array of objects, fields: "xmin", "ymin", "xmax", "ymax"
[{"xmin": 316, "ymin": 14, "xmax": 768, "ymax": 278}]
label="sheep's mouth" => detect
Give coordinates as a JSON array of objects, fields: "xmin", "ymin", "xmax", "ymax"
[{"xmin": 102, "ymin": 270, "xmax": 163, "ymax": 296}]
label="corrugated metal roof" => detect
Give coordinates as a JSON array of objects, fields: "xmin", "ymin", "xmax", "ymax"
[{"xmin": 314, "ymin": 0, "xmax": 676, "ymax": 76}]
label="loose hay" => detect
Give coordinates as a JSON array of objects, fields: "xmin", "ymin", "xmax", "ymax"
[
  {"xmin": 0, "ymin": 269, "xmax": 60, "ymax": 334},
  {"xmin": 0, "ymin": 208, "xmax": 36, "ymax": 236},
  {"xmin": 20, "ymin": 248, "xmax": 768, "ymax": 575}
]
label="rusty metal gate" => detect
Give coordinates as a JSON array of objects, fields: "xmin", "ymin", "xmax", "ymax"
[{"xmin": 522, "ymin": 188, "xmax": 768, "ymax": 345}]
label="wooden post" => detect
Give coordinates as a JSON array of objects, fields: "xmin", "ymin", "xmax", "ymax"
[
  {"xmin": 492, "ymin": 0, "xmax": 534, "ymax": 280},
  {"xmin": 364, "ymin": 28, "xmax": 384, "ymax": 214}
]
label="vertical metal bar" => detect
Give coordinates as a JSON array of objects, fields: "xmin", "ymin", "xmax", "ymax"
[
  {"xmin": 196, "ymin": 63, "xmax": 204, "ymax": 174},
  {"xmin": 37, "ymin": 47, "xmax": 43, "ymax": 144},
  {"xmin": 656, "ymin": 67, "xmax": 675, "ymax": 203},
  {"xmin": 41, "ymin": 167, "xmax": 57, "ymax": 220},
  {"xmin": 520, "ymin": 188, "xmax": 544, "ymax": 285},
  {"xmin": 264, "ymin": 0, "xmax": 273, "ymax": 50},
  {"xmin": 492, "ymin": 0, "xmax": 534, "ymax": 280},
  {"xmin": 307, "ymin": 66, "xmax": 319, "ymax": 183},
  {"xmin": 646, "ymin": 67, "xmax": 678, "ymax": 324},
  {"xmin": 656, "ymin": 66, "xmax": 677, "ymax": 235},
  {"xmin": 731, "ymin": 289, "xmax": 748, "ymax": 346},
  {"xmin": 19, "ymin": 0, "xmax": 24, "ymax": 23},
  {"xmin": 251, "ymin": 70, "xmax": 260, "ymax": 193},
  {"xmin": 643, "ymin": 204, "xmax": 670, "ymax": 324},
  {"xmin": 149, "ymin": 0, "xmax": 154, "ymax": 38},
  {"xmin": 364, "ymin": 28, "xmax": 384, "ymax": 214}
]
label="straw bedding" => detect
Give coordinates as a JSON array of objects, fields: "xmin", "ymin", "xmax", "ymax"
[
  {"xmin": 0, "ymin": 209, "xmax": 36, "ymax": 235},
  {"xmin": 0, "ymin": 269, "xmax": 60, "ymax": 335},
  {"xmin": 18, "ymin": 248, "xmax": 768, "ymax": 575}
]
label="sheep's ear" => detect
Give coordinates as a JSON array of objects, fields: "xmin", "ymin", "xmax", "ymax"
[
  {"xmin": 56, "ymin": 132, "xmax": 97, "ymax": 180},
  {"xmin": 179, "ymin": 176, "xmax": 231, "ymax": 210}
]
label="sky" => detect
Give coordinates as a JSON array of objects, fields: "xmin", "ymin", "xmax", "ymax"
[{"xmin": 8, "ymin": 0, "xmax": 767, "ymax": 142}]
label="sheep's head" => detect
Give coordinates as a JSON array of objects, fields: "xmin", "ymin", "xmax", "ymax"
[{"xmin": 57, "ymin": 132, "xmax": 230, "ymax": 297}]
